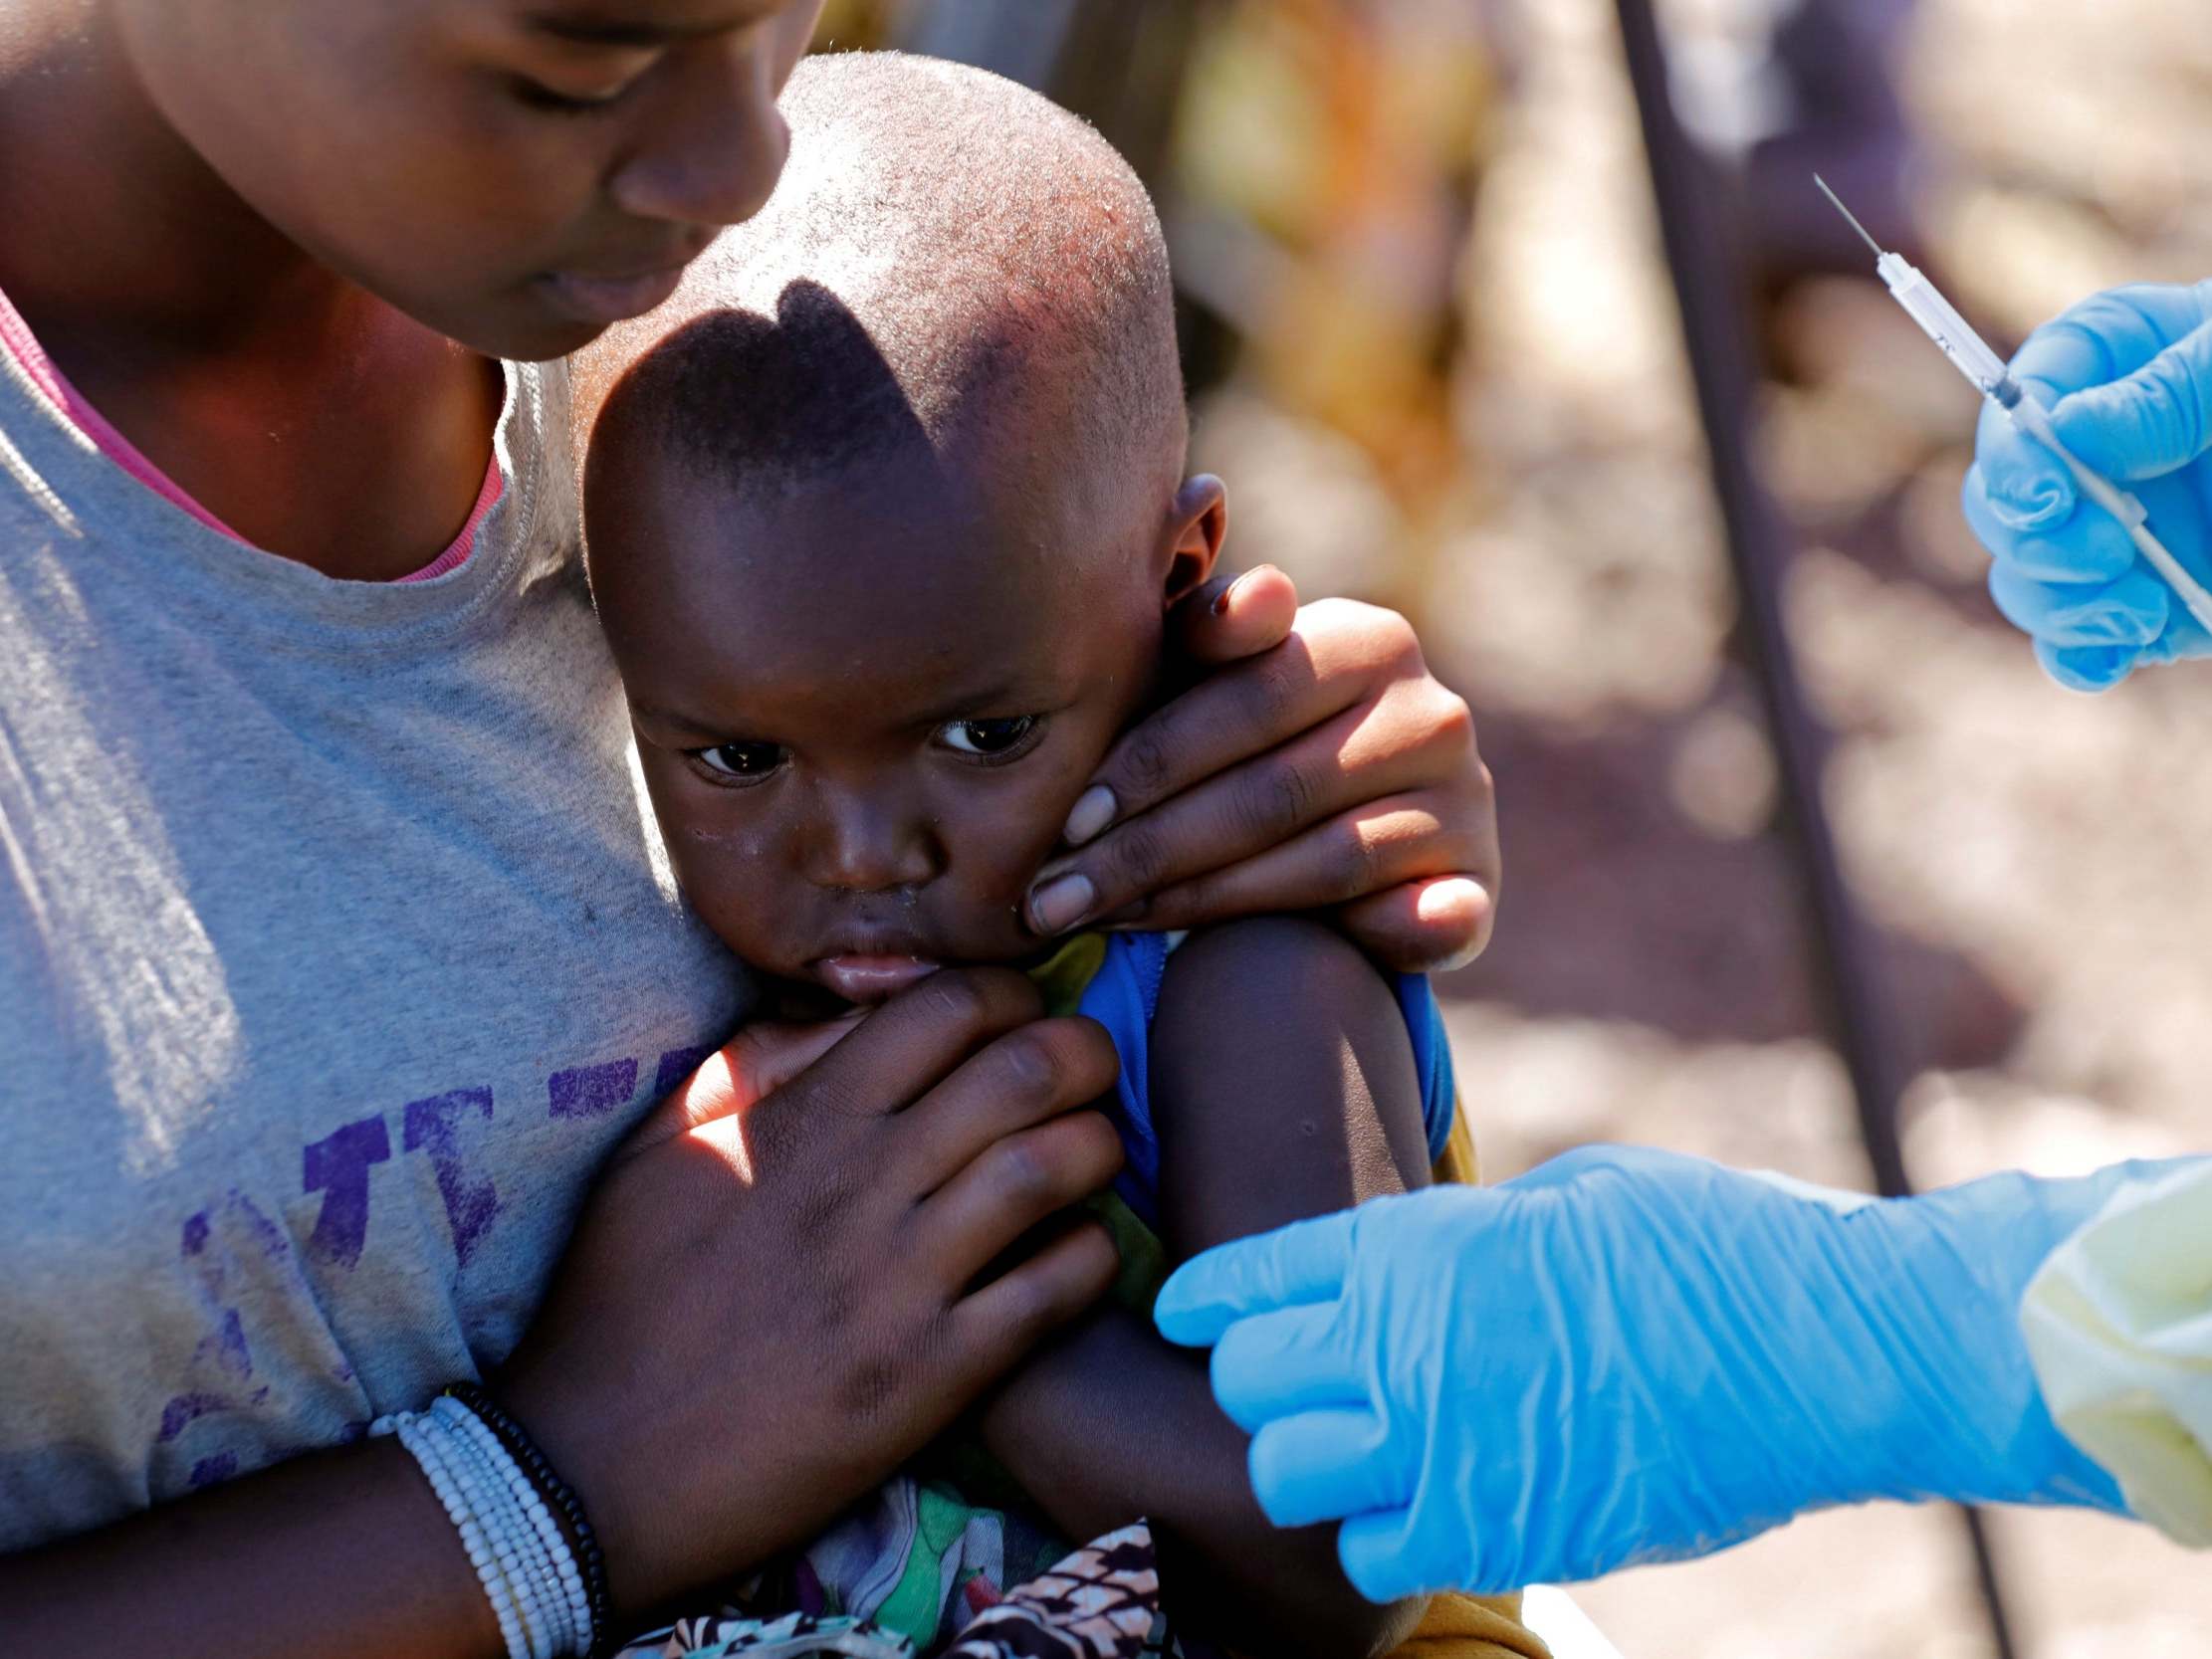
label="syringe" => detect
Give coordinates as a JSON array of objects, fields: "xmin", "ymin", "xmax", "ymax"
[{"xmin": 1814, "ymin": 175, "xmax": 2212, "ymax": 638}]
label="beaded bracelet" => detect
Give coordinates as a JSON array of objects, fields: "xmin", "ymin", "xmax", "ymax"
[
  {"xmin": 436, "ymin": 1395, "xmax": 585, "ymax": 1656},
  {"xmin": 432, "ymin": 1398, "xmax": 566, "ymax": 1659},
  {"xmin": 374, "ymin": 1409, "xmax": 538, "ymax": 1659},
  {"xmin": 446, "ymin": 1381, "xmax": 612, "ymax": 1658}
]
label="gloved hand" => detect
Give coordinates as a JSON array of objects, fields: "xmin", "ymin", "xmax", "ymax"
[
  {"xmin": 1962, "ymin": 280, "xmax": 2212, "ymax": 690},
  {"xmin": 1155, "ymin": 1145, "xmax": 2162, "ymax": 1600}
]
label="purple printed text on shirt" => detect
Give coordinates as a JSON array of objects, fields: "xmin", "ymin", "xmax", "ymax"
[
  {"xmin": 176, "ymin": 1191, "xmax": 290, "ymax": 1379},
  {"xmin": 652, "ymin": 1044, "xmax": 715, "ymax": 1100},
  {"xmin": 137, "ymin": 1032, "xmax": 757, "ymax": 1490},
  {"xmin": 158, "ymin": 1391, "xmax": 229, "ymax": 1442},
  {"xmin": 403, "ymin": 1087, "xmax": 500, "ymax": 1267},
  {"xmin": 148, "ymin": 1035, "xmax": 723, "ymax": 1470},
  {"xmin": 203, "ymin": 1309, "xmax": 251, "ymax": 1380},
  {"xmin": 303, "ymin": 1115, "xmax": 392, "ymax": 1269},
  {"xmin": 547, "ymin": 1057, "xmax": 640, "ymax": 1119},
  {"xmin": 189, "ymin": 1451, "xmax": 240, "ymax": 1489}
]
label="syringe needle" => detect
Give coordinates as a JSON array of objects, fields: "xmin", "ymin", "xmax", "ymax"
[{"xmin": 1814, "ymin": 174, "xmax": 1885, "ymax": 258}]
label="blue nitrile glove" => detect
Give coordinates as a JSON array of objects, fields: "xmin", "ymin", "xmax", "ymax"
[
  {"xmin": 1962, "ymin": 280, "xmax": 2212, "ymax": 690},
  {"xmin": 1155, "ymin": 1145, "xmax": 2169, "ymax": 1600}
]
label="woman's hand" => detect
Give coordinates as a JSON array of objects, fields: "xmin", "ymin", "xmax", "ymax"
[
  {"xmin": 500, "ymin": 969, "xmax": 1125, "ymax": 1618},
  {"xmin": 1155, "ymin": 1148, "xmax": 2156, "ymax": 1599},
  {"xmin": 1023, "ymin": 568, "xmax": 1499, "ymax": 974},
  {"xmin": 1961, "ymin": 280, "xmax": 2212, "ymax": 689}
]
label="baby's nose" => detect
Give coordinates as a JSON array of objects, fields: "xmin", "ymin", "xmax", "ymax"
[{"xmin": 805, "ymin": 797, "xmax": 941, "ymax": 895}]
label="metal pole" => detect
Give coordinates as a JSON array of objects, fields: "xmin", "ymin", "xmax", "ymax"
[{"xmin": 1608, "ymin": 0, "xmax": 2018, "ymax": 1653}]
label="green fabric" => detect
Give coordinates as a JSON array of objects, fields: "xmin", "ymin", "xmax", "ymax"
[
  {"xmin": 867, "ymin": 939, "xmax": 1170, "ymax": 1646},
  {"xmin": 1091, "ymin": 1190, "xmax": 1169, "ymax": 1315},
  {"xmin": 1025, "ymin": 932, "xmax": 1110, "ymax": 1019},
  {"xmin": 873, "ymin": 1483, "xmax": 980, "ymax": 1642}
]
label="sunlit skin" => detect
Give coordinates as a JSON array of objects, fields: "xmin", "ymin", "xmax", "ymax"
[
  {"xmin": 587, "ymin": 410, "xmax": 1226, "ymax": 1004},
  {"xmin": 0, "ymin": 0, "xmax": 823, "ymax": 573},
  {"xmin": 102, "ymin": 0, "xmax": 824, "ymax": 361}
]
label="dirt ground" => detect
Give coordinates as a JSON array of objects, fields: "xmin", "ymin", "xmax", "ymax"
[{"xmin": 1185, "ymin": 0, "xmax": 2212, "ymax": 1652}]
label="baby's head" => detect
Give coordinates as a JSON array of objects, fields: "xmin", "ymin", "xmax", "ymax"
[{"xmin": 580, "ymin": 51, "xmax": 1225, "ymax": 1003}]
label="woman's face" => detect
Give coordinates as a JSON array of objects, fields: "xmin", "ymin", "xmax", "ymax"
[{"xmin": 111, "ymin": 0, "xmax": 826, "ymax": 360}]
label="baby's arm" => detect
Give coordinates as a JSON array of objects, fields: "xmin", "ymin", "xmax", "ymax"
[{"xmin": 977, "ymin": 917, "xmax": 1436, "ymax": 1659}]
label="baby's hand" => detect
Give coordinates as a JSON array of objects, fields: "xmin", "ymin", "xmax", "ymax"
[{"xmin": 1025, "ymin": 568, "xmax": 1498, "ymax": 973}]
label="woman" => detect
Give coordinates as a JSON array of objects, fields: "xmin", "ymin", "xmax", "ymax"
[
  {"xmin": 0, "ymin": 2, "xmax": 1502, "ymax": 1651},
  {"xmin": 1158, "ymin": 280, "xmax": 2212, "ymax": 1600}
]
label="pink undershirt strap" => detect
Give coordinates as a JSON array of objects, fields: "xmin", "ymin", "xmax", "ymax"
[{"xmin": 0, "ymin": 283, "xmax": 502, "ymax": 583}]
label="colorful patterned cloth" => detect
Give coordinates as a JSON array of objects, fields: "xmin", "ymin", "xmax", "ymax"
[{"xmin": 614, "ymin": 1523, "xmax": 1172, "ymax": 1659}]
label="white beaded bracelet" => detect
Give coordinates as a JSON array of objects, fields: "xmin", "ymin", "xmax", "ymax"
[
  {"xmin": 375, "ymin": 1400, "xmax": 589, "ymax": 1659},
  {"xmin": 435, "ymin": 1396, "xmax": 572, "ymax": 1658},
  {"xmin": 438, "ymin": 1397, "xmax": 593, "ymax": 1650},
  {"xmin": 376, "ymin": 1410, "xmax": 533, "ymax": 1659},
  {"xmin": 433, "ymin": 1401, "xmax": 558, "ymax": 1659},
  {"xmin": 443, "ymin": 1396, "xmax": 590, "ymax": 1658},
  {"xmin": 385, "ymin": 1406, "xmax": 551, "ymax": 1659}
]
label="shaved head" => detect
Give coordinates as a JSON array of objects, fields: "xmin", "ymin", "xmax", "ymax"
[
  {"xmin": 574, "ymin": 50, "xmax": 1228, "ymax": 995},
  {"xmin": 575, "ymin": 49, "xmax": 1186, "ymax": 517}
]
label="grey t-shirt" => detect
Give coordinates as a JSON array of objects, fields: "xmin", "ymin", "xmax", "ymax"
[{"xmin": 0, "ymin": 348, "xmax": 752, "ymax": 1551}]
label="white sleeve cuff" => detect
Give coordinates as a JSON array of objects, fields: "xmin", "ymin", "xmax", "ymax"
[{"xmin": 2021, "ymin": 1160, "xmax": 2212, "ymax": 1547}]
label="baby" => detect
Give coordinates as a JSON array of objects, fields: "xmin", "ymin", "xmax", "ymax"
[{"xmin": 576, "ymin": 50, "xmax": 1542, "ymax": 1659}]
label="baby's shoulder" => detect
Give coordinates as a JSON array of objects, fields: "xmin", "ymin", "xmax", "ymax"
[
  {"xmin": 1081, "ymin": 918, "xmax": 1394, "ymax": 1043},
  {"xmin": 1147, "ymin": 916, "xmax": 1406, "ymax": 1077},
  {"xmin": 1153, "ymin": 915, "xmax": 1387, "ymax": 1005}
]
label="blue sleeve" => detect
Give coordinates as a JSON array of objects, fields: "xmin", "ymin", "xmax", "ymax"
[
  {"xmin": 1081, "ymin": 936, "xmax": 1457, "ymax": 1231},
  {"xmin": 1074, "ymin": 932, "xmax": 1173, "ymax": 1230},
  {"xmin": 1392, "ymin": 972, "xmax": 1458, "ymax": 1164}
]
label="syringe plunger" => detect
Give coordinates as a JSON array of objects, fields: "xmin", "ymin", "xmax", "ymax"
[{"xmin": 1879, "ymin": 257, "xmax": 2012, "ymax": 394}]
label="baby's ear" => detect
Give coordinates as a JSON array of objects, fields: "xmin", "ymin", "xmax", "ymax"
[{"xmin": 1161, "ymin": 474, "xmax": 1228, "ymax": 611}]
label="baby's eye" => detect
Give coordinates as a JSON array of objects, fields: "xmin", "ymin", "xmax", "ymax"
[
  {"xmin": 690, "ymin": 739, "xmax": 787, "ymax": 781},
  {"xmin": 938, "ymin": 716, "xmax": 1042, "ymax": 760}
]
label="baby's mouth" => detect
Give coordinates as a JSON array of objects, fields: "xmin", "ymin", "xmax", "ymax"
[{"xmin": 807, "ymin": 952, "xmax": 943, "ymax": 1004}]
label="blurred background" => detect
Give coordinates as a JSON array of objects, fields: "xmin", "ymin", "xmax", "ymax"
[{"xmin": 811, "ymin": 2, "xmax": 2212, "ymax": 1654}]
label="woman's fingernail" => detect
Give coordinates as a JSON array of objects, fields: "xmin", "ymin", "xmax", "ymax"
[
  {"xmin": 1416, "ymin": 876, "xmax": 1493, "ymax": 934},
  {"xmin": 1212, "ymin": 571, "xmax": 1249, "ymax": 617},
  {"xmin": 1063, "ymin": 786, "xmax": 1117, "ymax": 847},
  {"xmin": 1027, "ymin": 873, "xmax": 1096, "ymax": 934}
]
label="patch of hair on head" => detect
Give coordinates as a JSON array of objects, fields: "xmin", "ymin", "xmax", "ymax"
[{"xmin": 575, "ymin": 50, "xmax": 1186, "ymax": 518}]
